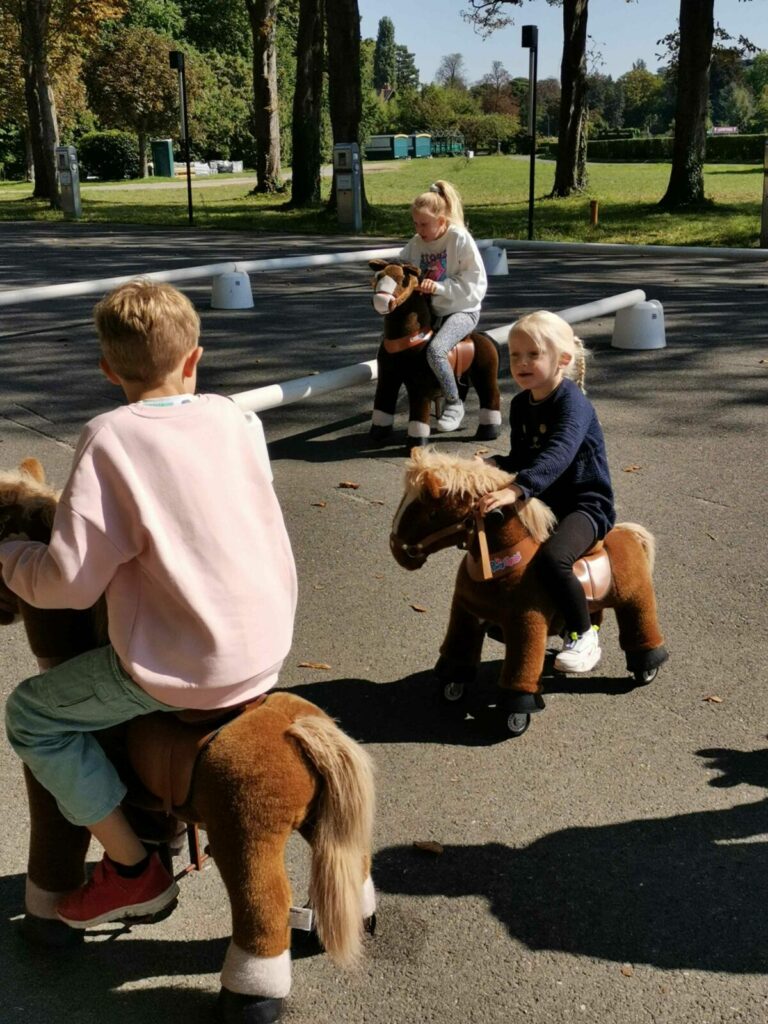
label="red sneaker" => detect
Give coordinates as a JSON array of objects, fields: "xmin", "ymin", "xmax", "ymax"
[{"xmin": 56, "ymin": 852, "xmax": 179, "ymax": 928}]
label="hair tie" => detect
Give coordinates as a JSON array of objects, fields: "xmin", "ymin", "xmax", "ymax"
[{"xmin": 429, "ymin": 183, "xmax": 442, "ymax": 194}]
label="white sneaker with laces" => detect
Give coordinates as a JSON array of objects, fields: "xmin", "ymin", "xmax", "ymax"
[
  {"xmin": 554, "ymin": 625, "xmax": 601, "ymax": 673},
  {"xmin": 436, "ymin": 400, "xmax": 465, "ymax": 432}
]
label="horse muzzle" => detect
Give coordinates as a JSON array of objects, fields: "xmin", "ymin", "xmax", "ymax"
[
  {"xmin": 373, "ymin": 291, "xmax": 396, "ymax": 315},
  {"xmin": 389, "ymin": 533, "xmax": 426, "ymax": 569}
]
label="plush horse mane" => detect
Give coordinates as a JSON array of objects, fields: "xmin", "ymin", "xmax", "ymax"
[
  {"xmin": 404, "ymin": 447, "xmax": 557, "ymax": 544},
  {"xmin": 0, "ymin": 459, "xmax": 59, "ymax": 532}
]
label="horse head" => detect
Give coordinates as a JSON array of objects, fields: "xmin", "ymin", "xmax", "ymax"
[
  {"xmin": 0, "ymin": 459, "xmax": 57, "ymax": 545},
  {"xmin": 369, "ymin": 258, "xmax": 432, "ymax": 341},
  {"xmin": 389, "ymin": 447, "xmax": 556, "ymax": 570}
]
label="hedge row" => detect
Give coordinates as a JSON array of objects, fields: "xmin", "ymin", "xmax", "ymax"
[{"xmin": 549, "ymin": 133, "xmax": 768, "ymax": 163}]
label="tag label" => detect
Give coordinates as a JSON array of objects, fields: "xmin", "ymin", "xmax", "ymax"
[{"xmin": 289, "ymin": 906, "xmax": 314, "ymax": 931}]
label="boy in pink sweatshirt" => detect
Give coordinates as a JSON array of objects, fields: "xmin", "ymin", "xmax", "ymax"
[{"xmin": 1, "ymin": 279, "xmax": 297, "ymax": 928}]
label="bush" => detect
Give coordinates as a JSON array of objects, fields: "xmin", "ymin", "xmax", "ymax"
[
  {"xmin": 0, "ymin": 122, "xmax": 26, "ymax": 180},
  {"xmin": 704, "ymin": 133, "xmax": 767, "ymax": 162},
  {"xmin": 78, "ymin": 130, "xmax": 140, "ymax": 180},
  {"xmin": 584, "ymin": 133, "xmax": 766, "ymax": 163}
]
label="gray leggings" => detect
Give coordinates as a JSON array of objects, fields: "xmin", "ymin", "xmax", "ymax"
[{"xmin": 426, "ymin": 310, "xmax": 480, "ymax": 403}]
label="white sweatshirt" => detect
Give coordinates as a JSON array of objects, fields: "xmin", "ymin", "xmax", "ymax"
[{"xmin": 400, "ymin": 223, "xmax": 487, "ymax": 316}]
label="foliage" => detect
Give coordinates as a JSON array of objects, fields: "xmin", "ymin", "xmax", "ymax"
[
  {"xmin": 122, "ymin": 0, "xmax": 185, "ymax": 35},
  {"xmin": 177, "ymin": 0, "xmax": 251, "ymax": 57},
  {"xmin": 373, "ymin": 17, "xmax": 396, "ymax": 92},
  {"xmin": 395, "ymin": 45, "xmax": 419, "ymax": 91},
  {"xmin": 78, "ymin": 128, "xmax": 140, "ymax": 178},
  {"xmin": 435, "ymin": 54, "xmax": 468, "ymax": 91},
  {"xmin": 0, "ymin": 121, "xmax": 25, "ymax": 179}
]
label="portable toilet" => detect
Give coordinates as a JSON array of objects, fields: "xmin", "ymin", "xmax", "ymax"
[
  {"xmin": 391, "ymin": 134, "xmax": 409, "ymax": 159},
  {"xmin": 409, "ymin": 133, "xmax": 432, "ymax": 159},
  {"xmin": 150, "ymin": 139, "xmax": 174, "ymax": 177}
]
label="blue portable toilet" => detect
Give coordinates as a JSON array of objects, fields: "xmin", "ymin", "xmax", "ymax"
[{"xmin": 409, "ymin": 133, "xmax": 432, "ymax": 158}]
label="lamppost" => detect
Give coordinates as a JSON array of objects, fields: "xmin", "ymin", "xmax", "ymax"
[
  {"xmin": 169, "ymin": 50, "xmax": 193, "ymax": 226},
  {"xmin": 521, "ymin": 25, "xmax": 538, "ymax": 241}
]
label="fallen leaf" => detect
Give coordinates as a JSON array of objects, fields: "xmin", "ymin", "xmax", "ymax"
[
  {"xmin": 307, "ymin": 370, "xmax": 319, "ymax": 376},
  {"xmin": 413, "ymin": 840, "xmax": 443, "ymax": 855},
  {"xmin": 759, "ymin": 358, "xmax": 766, "ymax": 364},
  {"xmin": 338, "ymin": 481, "xmax": 360, "ymax": 489},
  {"xmin": 410, "ymin": 603, "xmax": 428, "ymax": 613},
  {"xmin": 702, "ymin": 694, "xmax": 723, "ymax": 703},
  {"xmin": 475, "ymin": 447, "xmax": 490, "ymax": 455},
  {"xmin": 298, "ymin": 660, "xmax": 331, "ymax": 670},
  {"xmin": 623, "ymin": 464, "xmax": 642, "ymax": 473},
  {"xmin": 373, "ymin": 573, "xmax": 384, "ymax": 579},
  {"xmin": 620, "ymin": 964, "xmax": 634, "ymax": 977},
  {"xmin": 311, "ymin": 501, "xmax": 327, "ymax": 508},
  {"xmin": 369, "ymin": 499, "xmax": 385, "ymax": 506},
  {"xmin": 312, "ymin": 584, "xmax": 325, "ymax": 590},
  {"xmin": 705, "ymin": 532, "xmax": 718, "ymax": 541}
]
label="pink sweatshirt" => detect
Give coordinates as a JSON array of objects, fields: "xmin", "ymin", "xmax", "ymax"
[{"xmin": 0, "ymin": 395, "xmax": 297, "ymax": 709}]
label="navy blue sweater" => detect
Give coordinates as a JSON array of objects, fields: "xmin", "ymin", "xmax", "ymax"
[{"xmin": 495, "ymin": 378, "xmax": 616, "ymax": 539}]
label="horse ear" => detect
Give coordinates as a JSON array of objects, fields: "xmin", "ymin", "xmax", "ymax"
[
  {"xmin": 20, "ymin": 458, "xmax": 45, "ymax": 483},
  {"xmin": 368, "ymin": 259, "xmax": 388, "ymax": 271},
  {"xmin": 403, "ymin": 262, "xmax": 421, "ymax": 279},
  {"xmin": 423, "ymin": 471, "xmax": 444, "ymax": 500}
]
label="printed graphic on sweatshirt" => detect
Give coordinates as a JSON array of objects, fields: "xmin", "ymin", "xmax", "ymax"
[{"xmin": 420, "ymin": 249, "xmax": 447, "ymax": 282}]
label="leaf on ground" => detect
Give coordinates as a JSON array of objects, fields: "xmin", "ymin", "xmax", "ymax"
[
  {"xmin": 702, "ymin": 694, "xmax": 723, "ymax": 703},
  {"xmin": 620, "ymin": 964, "xmax": 634, "ymax": 977},
  {"xmin": 413, "ymin": 840, "xmax": 444, "ymax": 855},
  {"xmin": 475, "ymin": 447, "xmax": 490, "ymax": 455},
  {"xmin": 623, "ymin": 464, "xmax": 642, "ymax": 473},
  {"xmin": 410, "ymin": 603, "xmax": 428, "ymax": 613},
  {"xmin": 311, "ymin": 501, "xmax": 327, "ymax": 508},
  {"xmin": 338, "ymin": 481, "xmax": 360, "ymax": 489},
  {"xmin": 298, "ymin": 660, "xmax": 331, "ymax": 670},
  {"xmin": 369, "ymin": 499, "xmax": 385, "ymax": 505}
]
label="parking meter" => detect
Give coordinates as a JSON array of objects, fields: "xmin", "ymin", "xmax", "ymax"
[
  {"xmin": 332, "ymin": 143, "xmax": 362, "ymax": 232},
  {"xmin": 55, "ymin": 145, "xmax": 82, "ymax": 219}
]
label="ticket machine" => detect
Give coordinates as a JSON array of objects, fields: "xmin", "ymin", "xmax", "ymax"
[
  {"xmin": 55, "ymin": 145, "xmax": 81, "ymax": 219},
  {"xmin": 332, "ymin": 142, "xmax": 362, "ymax": 232}
]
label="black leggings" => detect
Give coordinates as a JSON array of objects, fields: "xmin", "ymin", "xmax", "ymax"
[{"xmin": 535, "ymin": 511, "xmax": 597, "ymax": 636}]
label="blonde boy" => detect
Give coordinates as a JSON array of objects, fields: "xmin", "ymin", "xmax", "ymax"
[{"xmin": 1, "ymin": 280, "xmax": 297, "ymax": 928}]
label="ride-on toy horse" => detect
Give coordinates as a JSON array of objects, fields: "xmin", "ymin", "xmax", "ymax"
[
  {"xmin": 0, "ymin": 459, "xmax": 376, "ymax": 1024},
  {"xmin": 389, "ymin": 448, "xmax": 669, "ymax": 737},
  {"xmin": 368, "ymin": 258, "xmax": 501, "ymax": 449}
]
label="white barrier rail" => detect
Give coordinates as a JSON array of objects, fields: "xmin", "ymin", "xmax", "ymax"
[{"xmin": 231, "ymin": 288, "xmax": 646, "ymax": 414}]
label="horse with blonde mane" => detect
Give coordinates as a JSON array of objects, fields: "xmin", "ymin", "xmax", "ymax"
[
  {"xmin": 0, "ymin": 458, "xmax": 376, "ymax": 1024},
  {"xmin": 389, "ymin": 448, "xmax": 669, "ymax": 736}
]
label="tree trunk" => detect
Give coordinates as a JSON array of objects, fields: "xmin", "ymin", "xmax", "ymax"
[
  {"xmin": 19, "ymin": 0, "xmax": 59, "ymax": 206},
  {"xmin": 550, "ymin": 0, "xmax": 588, "ymax": 198},
  {"xmin": 289, "ymin": 0, "xmax": 324, "ymax": 207},
  {"xmin": 245, "ymin": 0, "xmax": 282, "ymax": 193},
  {"xmin": 138, "ymin": 129, "xmax": 148, "ymax": 178},
  {"xmin": 659, "ymin": 0, "xmax": 715, "ymax": 209},
  {"xmin": 325, "ymin": 0, "xmax": 368, "ymax": 212}
]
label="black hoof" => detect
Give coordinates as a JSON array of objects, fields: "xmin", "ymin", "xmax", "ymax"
[
  {"xmin": 484, "ymin": 623, "xmax": 504, "ymax": 644},
  {"xmin": 433, "ymin": 656, "xmax": 477, "ymax": 686},
  {"xmin": 625, "ymin": 645, "xmax": 669, "ymax": 675},
  {"xmin": 369, "ymin": 423, "xmax": 393, "ymax": 442},
  {"xmin": 17, "ymin": 914, "xmax": 85, "ymax": 950},
  {"xmin": 505, "ymin": 691, "xmax": 546, "ymax": 714},
  {"xmin": 217, "ymin": 988, "xmax": 283, "ymax": 1024},
  {"xmin": 475, "ymin": 423, "xmax": 501, "ymax": 441}
]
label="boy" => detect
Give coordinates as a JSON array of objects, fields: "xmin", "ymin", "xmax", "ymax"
[{"xmin": 1, "ymin": 280, "xmax": 297, "ymax": 928}]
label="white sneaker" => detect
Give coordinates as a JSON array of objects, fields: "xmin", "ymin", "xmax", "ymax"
[
  {"xmin": 436, "ymin": 400, "xmax": 465, "ymax": 432},
  {"xmin": 554, "ymin": 626, "xmax": 601, "ymax": 673}
]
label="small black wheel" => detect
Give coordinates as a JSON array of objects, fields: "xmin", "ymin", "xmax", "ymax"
[
  {"xmin": 442, "ymin": 680, "xmax": 465, "ymax": 702},
  {"xmin": 506, "ymin": 712, "xmax": 530, "ymax": 736},
  {"xmin": 633, "ymin": 667, "xmax": 658, "ymax": 685}
]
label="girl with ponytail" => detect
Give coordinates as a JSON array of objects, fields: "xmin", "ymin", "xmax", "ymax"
[
  {"xmin": 400, "ymin": 179, "xmax": 487, "ymax": 432},
  {"xmin": 476, "ymin": 310, "xmax": 616, "ymax": 685}
]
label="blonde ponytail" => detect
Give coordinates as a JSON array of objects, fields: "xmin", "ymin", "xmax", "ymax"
[{"xmin": 412, "ymin": 179, "xmax": 465, "ymax": 228}]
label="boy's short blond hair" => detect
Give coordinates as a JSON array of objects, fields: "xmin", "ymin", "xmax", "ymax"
[{"xmin": 94, "ymin": 279, "xmax": 200, "ymax": 385}]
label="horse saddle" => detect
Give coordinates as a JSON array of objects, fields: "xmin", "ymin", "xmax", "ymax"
[
  {"xmin": 447, "ymin": 339, "xmax": 475, "ymax": 379},
  {"xmin": 573, "ymin": 544, "xmax": 612, "ymax": 605},
  {"xmin": 123, "ymin": 696, "xmax": 267, "ymax": 815}
]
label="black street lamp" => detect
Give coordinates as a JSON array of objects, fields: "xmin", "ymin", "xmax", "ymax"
[
  {"xmin": 169, "ymin": 50, "xmax": 193, "ymax": 226},
  {"xmin": 521, "ymin": 25, "xmax": 538, "ymax": 241}
]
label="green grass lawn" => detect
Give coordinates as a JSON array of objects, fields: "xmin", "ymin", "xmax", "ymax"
[{"xmin": 0, "ymin": 156, "xmax": 764, "ymax": 247}]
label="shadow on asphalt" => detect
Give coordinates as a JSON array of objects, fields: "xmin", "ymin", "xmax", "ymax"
[
  {"xmin": 372, "ymin": 745, "xmax": 768, "ymax": 973},
  {"xmin": 0, "ymin": 881, "xmax": 226, "ymax": 1023},
  {"xmin": 288, "ymin": 656, "xmax": 653, "ymax": 748}
]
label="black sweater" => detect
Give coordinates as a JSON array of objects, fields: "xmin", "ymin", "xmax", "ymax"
[{"xmin": 495, "ymin": 378, "xmax": 616, "ymax": 538}]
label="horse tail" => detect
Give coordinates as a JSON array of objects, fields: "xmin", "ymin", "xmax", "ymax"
[
  {"xmin": 288, "ymin": 714, "xmax": 375, "ymax": 967},
  {"xmin": 612, "ymin": 522, "xmax": 656, "ymax": 574}
]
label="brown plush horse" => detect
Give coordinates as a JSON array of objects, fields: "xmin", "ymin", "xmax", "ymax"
[
  {"xmin": 389, "ymin": 448, "xmax": 669, "ymax": 736},
  {"xmin": 0, "ymin": 458, "xmax": 376, "ymax": 1024},
  {"xmin": 368, "ymin": 258, "xmax": 501, "ymax": 449}
]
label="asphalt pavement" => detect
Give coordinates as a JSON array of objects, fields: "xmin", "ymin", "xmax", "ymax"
[{"xmin": 1, "ymin": 221, "xmax": 767, "ymax": 1024}]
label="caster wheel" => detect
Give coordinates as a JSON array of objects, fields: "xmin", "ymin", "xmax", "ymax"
[
  {"xmin": 442, "ymin": 681, "xmax": 465, "ymax": 702},
  {"xmin": 506, "ymin": 712, "xmax": 530, "ymax": 736},
  {"xmin": 633, "ymin": 667, "xmax": 658, "ymax": 685}
]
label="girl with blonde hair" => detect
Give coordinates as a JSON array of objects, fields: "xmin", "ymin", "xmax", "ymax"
[
  {"xmin": 400, "ymin": 179, "xmax": 487, "ymax": 432},
  {"xmin": 477, "ymin": 311, "xmax": 616, "ymax": 702}
]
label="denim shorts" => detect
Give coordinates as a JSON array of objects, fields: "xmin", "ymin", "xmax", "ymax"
[{"xmin": 5, "ymin": 646, "xmax": 179, "ymax": 826}]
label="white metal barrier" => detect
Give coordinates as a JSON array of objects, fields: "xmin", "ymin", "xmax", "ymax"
[{"xmin": 231, "ymin": 289, "xmax": 646, "ymax": 414}]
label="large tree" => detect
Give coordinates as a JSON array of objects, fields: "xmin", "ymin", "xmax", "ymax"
[
  {"xmin": 325, "ymin": 0, "xmax": 367, "ymax": 212},
  {"xmin": 289, "ymin": 0, "xmax": 323, "ymax": 206},
  {"xmin": 245, "ymin": 0, "xmax": 282, "ymax": 192},
  {"xmin": 435, "ymin": 52, "xmax": 468, "ymax": 90},
  {"xmin": 373, "ymin": 16, "xmax": 396, "ymax": 92}
]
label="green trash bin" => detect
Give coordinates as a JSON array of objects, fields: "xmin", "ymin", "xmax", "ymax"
[{"xmin": 151, "ymin": 139, "xmax": 174, "ymax": 177}]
